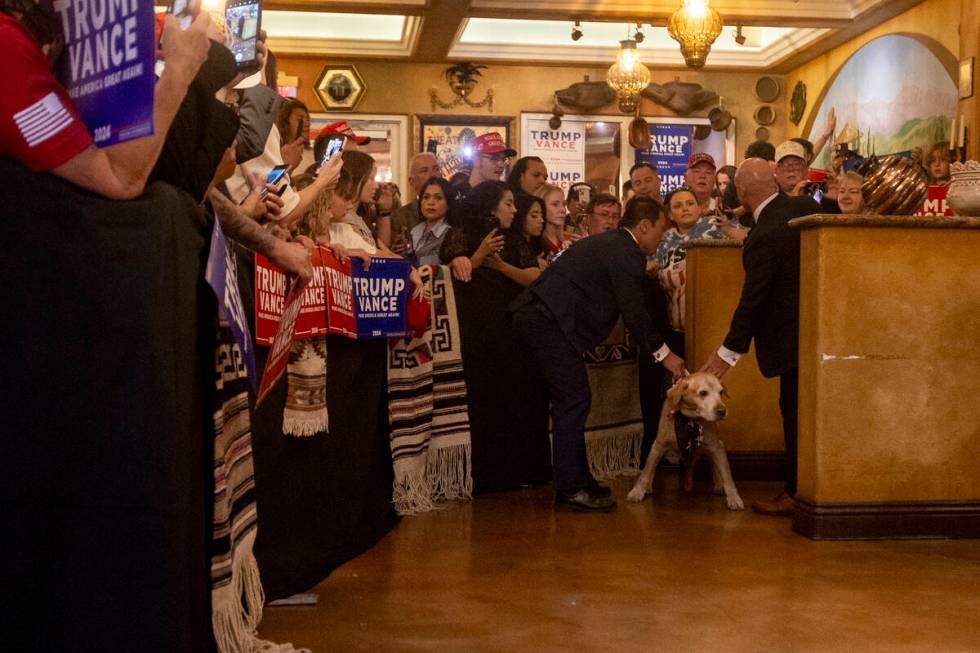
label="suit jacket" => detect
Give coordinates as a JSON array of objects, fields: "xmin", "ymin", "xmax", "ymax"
[
  {"xmin": 723, "ymin": 193, "xmax": 820, "ymax": 377},
  {"xmin": 513, "ymin": 229, "xmax": 666, "ymax": 356}
]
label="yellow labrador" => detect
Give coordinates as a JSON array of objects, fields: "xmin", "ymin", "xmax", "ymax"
[{"xmin": 627, "ymin": 372, "xmax": 744, "ymax": 510}]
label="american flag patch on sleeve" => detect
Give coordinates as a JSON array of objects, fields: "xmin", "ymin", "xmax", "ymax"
[{"xmin": 14, "ymin": 92, "xmax": 74, "ymax": 148}]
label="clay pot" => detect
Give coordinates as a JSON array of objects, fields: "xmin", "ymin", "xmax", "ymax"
[
  {"xmin": 629, "ymin": 116, "xmax": 651, "ymax": 150},
  {"xmin": 708, "ymin": 106, "xmax": 732, "ymax": 131},
  {"xmin": 948, "ymin": 161, "xmax": 980, "ymax": 216}
]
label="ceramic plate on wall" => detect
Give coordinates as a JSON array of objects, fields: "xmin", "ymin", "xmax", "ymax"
[
  {"xmin": 754, "ymin": 105, "xmax": 776, "ymax": 126},
  {"xmin": 755, "ymin": 126, "xmax": 770, "ymax": 142},
  {"xmin": 755, "ymin": 76, "xmax": 780, "ymax": 103}
]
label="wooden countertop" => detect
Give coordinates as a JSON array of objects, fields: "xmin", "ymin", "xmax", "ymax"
[{"xmin": 790, "ymin": 214, "xmax": 980, "ymax": 229}]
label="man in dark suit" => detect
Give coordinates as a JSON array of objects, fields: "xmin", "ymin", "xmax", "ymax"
[
  {"xmin": 701, "ymin": 158, "xmax": 821, "ymax": 516},
  {"xmin": 512, "ymin": 197, "xmax": 685, "ymax": 513}
]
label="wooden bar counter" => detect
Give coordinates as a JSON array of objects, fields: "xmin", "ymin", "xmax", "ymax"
[
  {"xmin": 684, "ymin": 240, "xmax": 785, "ymax": 478},
  {"xmin": 790, "ymin": 215, "xmax": 980, "ymax": 539}
]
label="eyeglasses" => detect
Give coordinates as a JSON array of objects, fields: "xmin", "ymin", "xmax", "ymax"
[
  {"xmin": 777, "ymin": 160, "xmax": 806, "ymax": 172},
  {"xmin": 479, "ymin": 153, "xmax": 509, "ymax": 163},
  {"xmin": 592, "ymin": 210, "xmax": 619, "ymax": 219}
]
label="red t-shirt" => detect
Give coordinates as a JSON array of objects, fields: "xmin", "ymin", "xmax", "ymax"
[{"xmin": 0, "ymin": 14, "xmax": 93, "ymax": 172}]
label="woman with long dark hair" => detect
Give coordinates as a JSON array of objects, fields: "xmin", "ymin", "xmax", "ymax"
[
  {"xmin": 440, "ymin": 180, "xmax": 512, "ymax": 282},
  {"xmin": 405, "ymin": 176, "xmax": 457, "ymax": 266},
  {"xmin": 441, "ymin": 181, "xmax": 552, "ymax": 492},
  {"xmin": 487, "ymin": 191, "xmax": 546, "ymax": 285}
]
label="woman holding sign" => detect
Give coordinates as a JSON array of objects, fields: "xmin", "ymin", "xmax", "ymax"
[{"xmin": 442, "ymin": 181, "xmax": 552, "ymax": 493}]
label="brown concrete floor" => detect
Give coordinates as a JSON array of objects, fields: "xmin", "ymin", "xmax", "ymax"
[{"xmin": 259, "ymin": 477, "xmax": 980, "ymax": 652}]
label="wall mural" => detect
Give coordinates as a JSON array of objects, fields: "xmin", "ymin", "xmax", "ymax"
[{"xmin": 807, "ymin": 34, "xmax": 956, "ymax": 170}]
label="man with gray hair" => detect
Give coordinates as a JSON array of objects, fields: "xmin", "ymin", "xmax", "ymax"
[{"xmin": 385, "ymin": 151, "xmax": 442, "ymax": 252}]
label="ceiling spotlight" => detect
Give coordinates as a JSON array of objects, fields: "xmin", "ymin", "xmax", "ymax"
[
  {"xmin": 634, "ymin": 23, "xmax": 645, "ymax": 44},
  {"xmin": 734, "ymin": 25, "xmax": 746, "ymax": 46},
  {"xmin": 571, "ymin": 20, "xmax": 583, "ymax": 41}
]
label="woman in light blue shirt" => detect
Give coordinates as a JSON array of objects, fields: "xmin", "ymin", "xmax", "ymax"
[{"xmin": 406, "ymin": 176, "xmax": 457, "ymax": 267}]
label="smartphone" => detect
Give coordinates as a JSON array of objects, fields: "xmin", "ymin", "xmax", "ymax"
[
  {"xmin": 167, "ymin": 0, "xmax": 199, "ymax": 30},
  {"xmin": 576, "ymin": 186, "xmax": 591, "ymax": 205},
  {"xmin": 487, "ymin": 216, "xmax": 501, "ymax": 232},
  {"xmin": 319, "ymin": 135, "xmax": 345, "ymax": 168},
  {"xmin": 260, "ymin": 164, "xmax": 289, "ymax": 195},
  {"xmin": 225, "ymin": 0, "xmax": 262, "ymax": 71}
]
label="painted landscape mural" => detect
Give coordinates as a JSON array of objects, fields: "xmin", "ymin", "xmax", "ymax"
[{"xmin": 807, "ymin": 34, "xmax": 957, "ymax": 170}]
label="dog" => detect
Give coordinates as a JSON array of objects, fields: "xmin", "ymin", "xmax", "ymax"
[{"xmin": 627, "ymin": 372, "xmax": 744, "ymax": 510}]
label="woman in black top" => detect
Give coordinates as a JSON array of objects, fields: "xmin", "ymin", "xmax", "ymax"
[{"xmin": 441, "ymin": 182, "xmax": 551, "ymax": 492}]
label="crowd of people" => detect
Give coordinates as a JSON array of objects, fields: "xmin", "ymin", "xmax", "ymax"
[{"xmin": 5, "ymin": 0, "xmax": 896, "ymax": 646}]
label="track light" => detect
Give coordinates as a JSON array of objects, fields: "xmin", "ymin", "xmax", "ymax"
[
  {"xmin": 571, "ymin": 20, "xmax": 583, "ymax": 41},
  {"xmin": 734, "ymin": 25, "xmax": 746, "ymax": 46},
  {"xmin": 634, "ymin": 23, "xmax": 645, "ymax": 44}
]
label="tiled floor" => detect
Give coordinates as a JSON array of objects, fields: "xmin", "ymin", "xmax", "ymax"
[{"xmin": 259, "ymin": 477, "xmax": 980, "ymax": 652}]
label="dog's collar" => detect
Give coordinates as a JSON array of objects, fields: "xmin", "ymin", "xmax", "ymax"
[{"xmin": 673, "ymin": 413, "xmax": 704, "ymax": 469}]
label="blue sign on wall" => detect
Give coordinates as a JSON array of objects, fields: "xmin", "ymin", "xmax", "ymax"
[{"xmin": 634, "ymin": 123, "xmax": 694, "ymax": 197}]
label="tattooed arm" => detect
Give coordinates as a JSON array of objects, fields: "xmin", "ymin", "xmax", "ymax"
[{"xmin": 208, "ymin": 189, "xmax": 313, "ymax": 284}]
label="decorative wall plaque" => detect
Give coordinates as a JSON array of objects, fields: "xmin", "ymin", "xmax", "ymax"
[
  {"xmin": 313, "ymin": 65, "xmax": 366, "ymax": 112},
  {"xmin": 790, "ymin": 80, "xmax": 807, "ymax": 126}
]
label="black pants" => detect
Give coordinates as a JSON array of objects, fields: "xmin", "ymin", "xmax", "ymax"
[
  {"xmin": 779, "ymin": 369, "xmax": 799, "ymax": 497},
  {"xmin": 513, "ymin": 302, "xmax": 593, "ymax": 492}
]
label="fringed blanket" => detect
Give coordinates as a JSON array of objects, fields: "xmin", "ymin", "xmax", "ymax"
[
  {"xmin": 387, "ymin": 265, "xmax": 472, "ymax": 515},
  {"xmin": 584, "ymin": 319, "xmax": 644, "ymax": 479},
  {"xmin": 213, "ymin": 322, "xmax": 306, "ymax": 653},
  {"xmin": 283, "ymin": 337, "xmax": 328, "ymax": 437}
]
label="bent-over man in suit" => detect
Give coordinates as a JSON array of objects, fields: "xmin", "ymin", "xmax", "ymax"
[
  {"xmin": 512, "ymin": 197, "xmax": 685, "ymax": 513},
  {"xmin": 701, "ymin": 158, "xmax": 821, "ymax": 516}
]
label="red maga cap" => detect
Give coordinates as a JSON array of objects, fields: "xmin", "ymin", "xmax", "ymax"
[
  {"xmin": 686, "ymin": 152, "xmax": 717, "ymax": 171},
  {"xmin": 321, "ymin": 121, "xmax": 371, "ymax": 145},
  {"xmin": 473, "ymin": 132, "xmax": 517, "ymax": 157}
]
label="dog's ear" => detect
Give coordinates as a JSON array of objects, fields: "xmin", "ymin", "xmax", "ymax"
[
  {"xmin": 666, "ymin": 378, "xmax": 690, "ymax": 414},
  {"xmin": 721, "ymin": 384, "xmax": 730, "ymax": 398}
]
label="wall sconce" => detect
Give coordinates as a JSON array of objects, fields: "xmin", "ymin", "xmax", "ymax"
[
  {"xmin": 571, "ymin": 20, "xmax": 583, "ymax": 42},
  {"xmin": 667, "ymin": 0, "xmax": 723, "ymax": 70},
  {"xmin": 606, "ymin": 39, "xmax": 650, "ymax": 114},
  {"xmin": 429, "ymin": 62, "xmax": 494, "ymax": 112}
]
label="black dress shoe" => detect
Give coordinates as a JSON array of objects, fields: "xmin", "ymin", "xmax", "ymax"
[
  {"xmin": 555, "ymin": 488, "xmax": 617, "ymax": 513},
  {"xmin": 587, "ymin": 477, "xmax": 612, "ymax": 498}
]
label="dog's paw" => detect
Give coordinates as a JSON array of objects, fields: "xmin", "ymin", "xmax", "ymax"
[
  {"xmin": 726, "ymin": 494, "xmax": 745, "ymax": 511},
  {"xmin": 626, "ymin": 486, "xmax": 648, "ymax": 503}
]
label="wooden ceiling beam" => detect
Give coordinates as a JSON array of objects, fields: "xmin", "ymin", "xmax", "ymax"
[{"xmin": 411, "ymin": 0, "xmax": 472, "ymax": 63}]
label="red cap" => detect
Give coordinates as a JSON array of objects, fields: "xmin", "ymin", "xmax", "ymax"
[
  {"xmin": 473, "ymin": 132, "xmax": 517, "ymax": 157},
  {"xmin": 686, "ymin": 152, "xmax": 717, "ymax": 171},
  {"xmin": 320, "ymin": 121, "xmax": 371, "ymax": 145}
]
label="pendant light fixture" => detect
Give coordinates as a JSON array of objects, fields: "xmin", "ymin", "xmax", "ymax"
[
  {"xmin": 667, "ymin": 0, "xmax": 723, "ymax": 70},
  {"xmin": 606, "ymin": 38, "xmax": 650, "ymax": 114}
]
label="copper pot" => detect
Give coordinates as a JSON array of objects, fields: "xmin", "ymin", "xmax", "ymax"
[{"xmin": 861, "ymin": 155, "xmax": 929, "ymax": 215}]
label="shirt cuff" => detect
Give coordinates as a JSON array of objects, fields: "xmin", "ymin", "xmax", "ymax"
[
  {"xmin": 717, "ymin": 345, "xmax": 741, "ymax": 367},
  {"xmin": 651, "ymin": 344, "xmax": 671, "ymax": 363}
]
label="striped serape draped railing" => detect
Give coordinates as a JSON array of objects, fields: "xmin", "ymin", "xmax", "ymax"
[{"xmin": 386, "ymin": 265, "xmax": 473, "ymax": 515}]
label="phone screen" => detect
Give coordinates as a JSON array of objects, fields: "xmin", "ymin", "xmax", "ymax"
[
  {"xmin": 266, "ymin": 165, "xmax": 288, "ymax": 185},
  {"xmin": 226, "ymin": 0, "xmax": 261, "ymax": 68},
  {"xmin": 319, "ymin": 136, "xmax": 345, "ymax": 167},
  {"xmin": 168, "ymin": 0, "xmax": 199, "ymax": 30}
]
